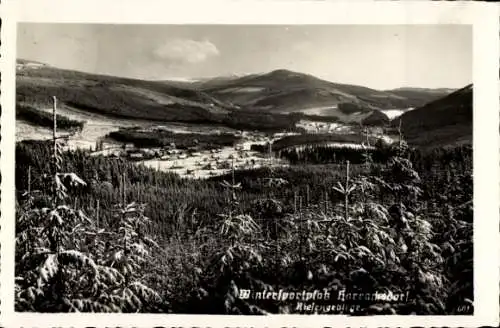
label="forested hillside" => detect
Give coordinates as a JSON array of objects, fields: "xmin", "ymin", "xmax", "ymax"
[{"xmin": 396, "ymin": 85, "xmax": 473, "ymax": 147}]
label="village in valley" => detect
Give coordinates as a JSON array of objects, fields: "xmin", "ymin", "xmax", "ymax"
[
  {"xmin": 85, "ymin": 121, "xmax": 391, "ymax": 179},
  {"xmin": 91, "ymin": 129, "xmax": 282, "ymax": 178}
]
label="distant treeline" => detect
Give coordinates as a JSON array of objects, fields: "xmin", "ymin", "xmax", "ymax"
[
  {"xmin": 337, "ymin": 102, "xmax": 371, "ymax": 114},
  {"xmin": 221, "ymin": 111, "xmax": 355, "ymax": 132},
  {"xmin": 220, "ymin": 111, "xmax": 302, "ymax": 132},
  {"xmin": 278, "ymin": 142, "xmax": 472, "ymax": 172},
  {"xmin": 271, "ymin": 133, "xmax": 380, "ymax": 151},
  {"xmin": 280, "ymin": 146, "xmax": 389, "ymax": 165},
  {"xmin": 16, "ymin": 104, "xmax": 85, "ymax": 131},
  {"xmin": 294, "ymin": 113, "xmax": 340, "ymax": 123},
  {"xmin": 107, "ymin": 128, "xmax": 241, "ymax": 149}
]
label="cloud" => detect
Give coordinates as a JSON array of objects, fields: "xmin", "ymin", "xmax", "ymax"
[{"xmin": 153, "ymin": 38, "xmax": 219, "ymax": 65}]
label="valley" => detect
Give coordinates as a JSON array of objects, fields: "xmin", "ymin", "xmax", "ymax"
[
  {"xmin": 17, "ymin": 60, "xmax": 460, "ymax": 180},
  {"xmin": 16, "ymin": 96, "xmax": 398, "ymax": 179}
]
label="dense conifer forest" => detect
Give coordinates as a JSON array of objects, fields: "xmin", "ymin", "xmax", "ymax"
[{"xmin": 15, "ymin": 138, "xmax": 473, "ymax": 314}]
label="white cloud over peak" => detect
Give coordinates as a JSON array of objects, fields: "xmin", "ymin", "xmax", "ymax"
[{"xmin": 154, "ymin": 38, "xmax": 220, "ymax": 64}]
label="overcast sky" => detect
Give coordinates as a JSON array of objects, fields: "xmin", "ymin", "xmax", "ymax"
[{"xmin": 17, "ymin": 24, "xmax": 472, "ymax": 90}]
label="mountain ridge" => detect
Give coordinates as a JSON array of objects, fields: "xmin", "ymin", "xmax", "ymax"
[
  {"xmin": 16, "ymin": 59, "xmax": 468, "ymax": 142},
  {"xmin": 187, "ymin": 68, "xmax": 456, "ymax": 115}
]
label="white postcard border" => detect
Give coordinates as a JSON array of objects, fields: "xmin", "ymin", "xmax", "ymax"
[{"xmin": 1, "ymin": 1, "xmax": 499, "ymax": 327}]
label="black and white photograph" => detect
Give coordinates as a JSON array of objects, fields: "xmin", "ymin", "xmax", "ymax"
[
  {"xmin": 2, "ymin": 1, "xmax": 499, "ymax": 326},
  {"xmin": 13, "ymin": 22, "xmax": 476, "ymax": 315}
]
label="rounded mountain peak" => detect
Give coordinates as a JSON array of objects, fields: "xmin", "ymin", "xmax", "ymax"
[{"xmin": 267, "ymin": 69, "xmax": 303, "ymax": 78}]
